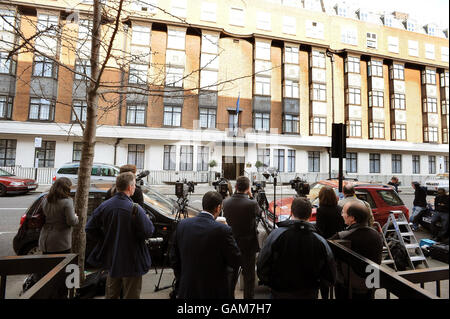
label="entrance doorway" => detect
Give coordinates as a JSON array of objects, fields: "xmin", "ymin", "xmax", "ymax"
[{"xmin": 222, "ymin": 156, "xmax": 245, "ymax": 180}]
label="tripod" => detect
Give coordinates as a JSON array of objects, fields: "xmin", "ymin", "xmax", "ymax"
[{"xmin": 154, "ymin": 196, "xmax": 189, "ymax": 292}]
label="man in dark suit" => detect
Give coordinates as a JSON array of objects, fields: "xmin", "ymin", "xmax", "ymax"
[
  {"xmin": 223, "ymin": 176, "xmax": 261, "ymax": 299},
  {"xmin": 170, "ymin": 191, "xmax": 241, "ymax": 299}
]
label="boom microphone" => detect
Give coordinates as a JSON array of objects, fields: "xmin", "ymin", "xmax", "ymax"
[{"xmin": 136, "ymin": 170, "xmax": 150, "ymax": 181}]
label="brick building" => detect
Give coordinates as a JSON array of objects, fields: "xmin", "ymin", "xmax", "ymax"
[{"xmin": 0, "ymin": 0, "xmax": 448, "ymax": 183}]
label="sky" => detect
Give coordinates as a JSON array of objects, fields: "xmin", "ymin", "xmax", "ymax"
[{"xmin": 325, "ymin": 0, "xmax": 450, "ymax": 28}]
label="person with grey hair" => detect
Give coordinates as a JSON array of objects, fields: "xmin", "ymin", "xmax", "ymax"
[{"xmin": 86, "ymin": 171, "xmax": 154, "ymax": 299}]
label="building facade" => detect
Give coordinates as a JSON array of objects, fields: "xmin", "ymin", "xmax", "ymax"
[{"xmin": 0, "ymin": 0, "xmax": 448, "ymax": 183}]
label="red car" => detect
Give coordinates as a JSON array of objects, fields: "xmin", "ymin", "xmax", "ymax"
[
  {"xmin": 0, "ymin": 168, "xmax": 38, "ymax": 196},
  {"xmin": 267, "ymin": 179, "xmax": 409, "ymax": 227}
]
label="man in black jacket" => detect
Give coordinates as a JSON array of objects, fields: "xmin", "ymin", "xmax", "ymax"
[
  {"xmin": 431, "ymin": 188, "xmax": 449, "ymax": 242},
  {"xmin": 257, "ymin": 197, "xmax": 336, "ymax": 299},
  {"xmin": 330, "ymin": 201, "xmax": 383, "ymax": 299},
  {"xmin": 410, "ymin": 181, "xmax": 428, "ymax": 231},
  {"xmin": 223, "ymin": 176, "xmax": 261, "ymax": 299},
  {"xmin": 105, "ymin": 164, "xmax": 144, "ymax": 207}
]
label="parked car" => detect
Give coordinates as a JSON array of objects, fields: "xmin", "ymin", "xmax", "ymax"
[
  {"xmin": 424, "ymin": 173, "xmax": 449, "ymax": 195},
  {"xmin": 12, "ymin": 182, "xmax": 199, "ymax": 266},
  {"xmin": 53, "ymin": 162, "xmax": 120, "ymax": 183},
  {"xmin": 267, "ymin": 179, "xmax": 410, "ymax": 227},
  {"xmin": 0, "ymin": 168, "xmax": 38, "ymax": 196}
]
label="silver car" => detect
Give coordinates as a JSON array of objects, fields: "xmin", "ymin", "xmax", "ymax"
[{"xmin": 54, "ymin": 162, "xmax": 120, "ymax": 183}]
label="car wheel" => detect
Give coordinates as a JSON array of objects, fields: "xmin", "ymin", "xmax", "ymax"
[
  {"xmin": 20, "ymin": 243, "xmax": 42, "ymax": 255},
  {"xmin": 0, "ymin": 184, "xmax": 6, "ymax": 197}
]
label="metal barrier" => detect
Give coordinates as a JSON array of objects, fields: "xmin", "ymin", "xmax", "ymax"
[
  {"xmin": 328, "ymin": 240, "xmax": 448, "ymax": 299},
  {"xmin": 0, "ymin": 254, "xmax": 78, "ymax": 299}
]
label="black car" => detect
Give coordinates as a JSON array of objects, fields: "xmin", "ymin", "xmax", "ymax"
[{"xmin": 13, "ymin": 182, "xmax": 199, "ymax": 266}]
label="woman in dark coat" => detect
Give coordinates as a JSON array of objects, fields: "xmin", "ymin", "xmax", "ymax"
[{"xmin": 316, "ymin": 186, "xmax": 346, "ymax": 239}]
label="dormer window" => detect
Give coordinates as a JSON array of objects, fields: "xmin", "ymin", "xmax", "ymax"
[
  {"xmin": 337, "ymin": 6, "xmax": 347, "ymax": 17},
  {"xmin": 358, "ymin": 10, "xmax": 368, "ymax": 22},
  {"xmin": 407, "ymin": 21, "xmax": 416, "ymax": 32},
  {"xmin": 384, "ymin": 16, "xmax": 393, "ymax": 27},
  {"xmin": 428, "ymin": 25, "xmax": 436, "ymax": 36}
]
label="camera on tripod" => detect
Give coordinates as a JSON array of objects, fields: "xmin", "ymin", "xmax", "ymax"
[
  {"xmin": 251, "ymin": 180, "xmax": 268, "ymax": 209},
  {"xmin": 212, "ymin": 173, "xmax": 230, "ymax": 199},
  {"xmin": 175, "ymin": 179, "xmax": 195, "ymax": 199},
  {"xmin": 289, "ymin": 177, "xmax": 310, "ymax": 197}
]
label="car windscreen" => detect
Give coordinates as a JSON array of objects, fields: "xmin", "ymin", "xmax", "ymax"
[
  {"xmin": 141, "ymin": 185, "xmax": 175, "ymax": 216},
  {"xmin": 377, "ymin": 190, "xmax": 404, "ymax": 206},
  {"xmin": 58, "ymin": 165, "xmax": 101, "ymax": 176},
  {"xmin": 0, "ymin": 168, "xmax": 13, "ymax": 176}
]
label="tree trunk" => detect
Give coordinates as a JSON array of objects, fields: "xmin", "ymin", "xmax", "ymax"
[{"xmin": 72, "ymin": 0, "xmax": 102, "ymax": 282}]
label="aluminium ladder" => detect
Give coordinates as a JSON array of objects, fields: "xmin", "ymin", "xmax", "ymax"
[
  {"xmin": 381, "ymin": 211, "xmax": 429, "ymax": 270},
  {"xmin": 373, "ymin": 221, "xmax": 398, "ymax": 271}
]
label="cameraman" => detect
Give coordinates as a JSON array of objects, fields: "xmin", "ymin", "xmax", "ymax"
[
  {"xmin": 105, "ymin": 164, "xmax": 144, "ymax": 207},
  {"xmin": 223, "ymin": 176, "xmax": 261, "ymax": 299}
]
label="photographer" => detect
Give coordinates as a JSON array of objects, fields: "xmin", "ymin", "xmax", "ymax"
[
  {"xmin": 105, "ymin": 164, "xmax": 144, "ymax": 207},
  {"xmin": 223, "ymin": 176, "xmax": 261, "ymax": 299}
]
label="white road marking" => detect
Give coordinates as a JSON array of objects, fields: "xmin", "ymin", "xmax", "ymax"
[
  {"xmin": 0, "ymin": 208, "xmax": 28, "ymax": 210},
  {"xmin": 0, "ymin": 232, "xmax": 16, "ymax": 235}
]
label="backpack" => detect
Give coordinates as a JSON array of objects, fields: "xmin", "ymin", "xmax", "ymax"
[{"xmin": 388, "ymin": 239, "xmax": 410, "ymax": 271}]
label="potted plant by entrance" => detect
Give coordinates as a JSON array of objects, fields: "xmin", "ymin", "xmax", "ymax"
[
  {"xmin": 255, "ymin": 160, "xmax": 264, "ymax": 172},
  {"xmin": 208, "ymin": 160, "xmax": 217, "ymax": 184}
]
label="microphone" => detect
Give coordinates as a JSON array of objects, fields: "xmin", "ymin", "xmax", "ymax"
[{"xmin": 136, "ymin": 170, "xmax": 150, "ymax": 182}]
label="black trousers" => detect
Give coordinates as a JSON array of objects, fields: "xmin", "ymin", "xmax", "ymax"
[{"xmin": 230, "ymin": 250, "xmax": 256, "ymax": 299}]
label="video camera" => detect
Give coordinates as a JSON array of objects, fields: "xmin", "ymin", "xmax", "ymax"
[
  {"xmin": 136, "ymin": 170, "xmax": 150, "ymax": 185},
  {"xmin": 289, "ymin": 177, "xmax": 310, "ymax": 197},
  {"xmin": 212, "ymin": 173, "xmax": 230, "ymax": 199},
  {"xmin": 175, "ymin": 179, "xmax": 195, "ymax": 199},
  {"xmin": 251, "ymin": 180, "xmax": 269, "ymax": 210}
]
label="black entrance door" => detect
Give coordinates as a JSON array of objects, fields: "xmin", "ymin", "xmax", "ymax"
[{"xmin": 222, "ymin": 156, "xmax": 245, "ymax": 180}]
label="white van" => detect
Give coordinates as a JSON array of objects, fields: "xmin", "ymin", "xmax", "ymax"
[{"xmin": 53, "ymin": 162, "xmax": 120, "ymax": 183}]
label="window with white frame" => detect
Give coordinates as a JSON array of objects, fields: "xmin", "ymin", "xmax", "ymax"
[
  {"xmin": 72, "ymin": 142, "xmax": 82, "ymax": 162},
  {"xmin": 282, "ymin": 16, "xmax": 296, "ymax": 35},
  {"xmin": 201, "ymin": 2, "xmax": 217, "ymax": 22},
  {"xmin": 163, "ymin": 106, "xmax": 181, "ymax": 126},
  {"xmin": 366, "ymin": 32, "xmax": 377, "ymax": 49},
  {"xmin": 77, "ymin": 19, "xmax": 92, "ymax": 57},
  {"xmin": 255, "ymin": 41, "xmax": 271, "ymax": 61},
  {"xmin": 311, "ymin": 50, "xmax": 326, "ymax": 68},
  {"xmin": 37, "ymin": 13, "xmax": 58, "ymax": 36},
  {"xmin": 408, "ymin": 40, "xmax": 419, "ymax": 57},
  {"xmin": 306, "ymin": 20, "xmax": 324, "ymax": 39},
  {"xmin": 274, "ymin": 149, "xmax": 285, "ymax": 172},
  {"xmin": 368, "ymin": 60, "xmax": 383, "ymax": 77},
  {"xmin": 166, "ymin": 66, "xmax": 184, "ymax": 87},
  {"xmin": 311, "ymin": 83, "xmax": 326, "ymax": 101},
  {"xmin": 429, "ymin": 155, "xmax": 436, "ymax": 174},
  {"xmin": 442, "ymin": 99, "xmax": 449, "ymax": 115},
  {"xmin": 425, "ymin": 43, "xmax": 435, "ymax": 60},
  {"xmin": 346, "ymin": 88, "xmax": 361, "ymax": 105},
  {"xmin": 197, "ymin": 146, "xmax": 209, "ymax": 171},
  {"xmin": 29, "ymin": 98, "xmax": 54, "ymax": 121},
  {"xmin": 370, "ymin": 122, "xmax": 385, "ymax": 139},
  {"xmin": 424, "ymin": 98, "xmax": 438, "ymax": 113},
  {"xmin": 311, "ymin": 117, "xmax": 326, "ymax": 135},
  {"xmin": 283, "ymin": 114, "xmax": 299, "ymax": 133},
  {"xmin": 256, "ymin": 11, "xmax": 271, "ymax": 31},
  {"xmin": 201, "ymin": 33, "xmax": 219, "ymax": 54},
  {"xmin": 406, "ymin": 21, "xmax": 416, "ymax": 32},
  {"xmin": 345, "ymin": 56, "xmax": 360, "ymax": 73},
  {"xmin": 74, "ymin": 60, "xmax": 91, "ymax": 80},
  {"xmin": 412, "ymin": 155, "xmax": 420, "ymax": 174},
  {"xmin": 441, "ymin": 71, "xmax": 449, "ymax": 88},
  {"xmin": 369, "ymin": 91, "xmax": 384, "ymax": 107},
  {"xmin": 442, "ymin": 47, "xmax": 449, "ymax": 62},
  {"xmin": 392, "ymin": 93, "xmax": 406, "ymax": 110},
  {"xmin": 72, "ymin": 100, "xmax": 87, "ymax": 122},
  {"xmin": 163, "ymin": 145, "xmax": 176, "ymax": 170},
  {"xmin": 388, "ymin": 36, "xmax": 399, "ymax": 53},
  {"xmin": 0, "ymin": 52, "xmax": 13, "ymax": 74},
  {"xmin": 288, "ymin": 149, "xmax": 296, "ymax": 172},
  {"xmin": 427, "ymin": 25, "xmax": 436, "ymax": 36},
  {"xmin": 167, "ymin": 28, "xmax": 186, "ymax": 50},
  {"xmin": 285, "ymin": 80, "xmax": 299, "ymax": 98},
  {"xmin": 422, "ymin": 69, "xmax": 436, "ymax": 85},
  {"xmin": 126, "ymin": 104, "xmax": 146, "ymax": 125},
  {"xmin": 443, "ymin": 129, "xmax": 449, "ymax": 144},
  {"xmin": 348, "ymin": 120, "xmax": 361, "ymax": 137},
  {"xmin": 393, "ymin": 124, "xmax": 407, "ymax": 140},
  {"xmin": 131, "ymin": 25, "xmax": 151, "ymax": 46},
  {"xmin": 0, "ymin": 95, "xmax": 13, "ymax": 119},
  {"xmin": 129, "ymin": 63, "xmax": 148, "ymax": 84},
  {"xmin": 308, "ymin": 151, "xmax": 320, "ymax": 172},
  {"xmin": 359, "ymin": 10, "xmax": 368, "ymax": 21},
  {"xmin": 390, "ymin": 64, "xmax": 404, "ymax": 80},
  {"xmin": 369, "ymin": 153, "xmax": 380, "ymax": 173},
  {"xmin": 171, "ymin": 0, "xmax": 187, "ymax": 18},
  {"xmin": 346, "ymin": 152, "xmax": 357, "ymax": 173},
  {"xmin": 128, "ymin": 144, "xmax": 145, "ymax": 169},
  {"xmin": 35, "ymin": 140, "xmax": 55, "ymax": 168},
  {"xmin": 257, "ymin": 148, "xmax": 270, "ymax": 169},
  {"xmin": 0, "ymin": 9, "xmax": 15, "ymax": 32},
  {"xmin": 33, "ymin": 55, "xmax": 57, "ymax": 78},
  {"xmin": 199, "ymin": 108, "xmax": 216, "ymax": 128},
  {"xmin": 230, "ymin": 7, "xmax": 245, "ymax": 27},
  {"xmin": 341, "ymin": 27, "xmax": 357, "ymax": 45},
  {"xmin": 254, "ymin": 112, "xmax": 270, "ymax": 131},
  {"xmin": 180, "ymin": 145, "xmax": 193, "ymax": 171},
  {"xmin": 424, "ymin": 126, "xmax": 438, "ymax": 143},
  {"xmin": 337, "ymin": 6, "xmax": 348, "ymax": 17},
  {"xmin": 392, "ymin": 154, "xmax": 402, "ymax": 173},
  {"xmin": 255, "ymin": 76, "xmax": 271, "ymax": 95},
  {"xmin": 384, "ymin": 16, "xmax": 393, "ymax": 27},
  {"xmin": 285, "ymin": 46, "xmax": 299, "ymax": 64}
]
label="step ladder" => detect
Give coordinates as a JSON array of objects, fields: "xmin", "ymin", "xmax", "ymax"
[
  {"xmin": 373, "ymin": 222, "xmax": 398, "ymax": 271},
  {"xmin": 381, "ymin": 211, "xmax": 429, "ymax": 270}
]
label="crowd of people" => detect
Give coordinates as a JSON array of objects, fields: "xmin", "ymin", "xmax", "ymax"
[{"xmin": 38, "ymin": 170, "xmax": 448, "ymax": 299}]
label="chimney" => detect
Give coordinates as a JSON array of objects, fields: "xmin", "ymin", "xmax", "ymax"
[{"xmin": 392, "ymin": 11, "xmax": 409, "ymax": 21}]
